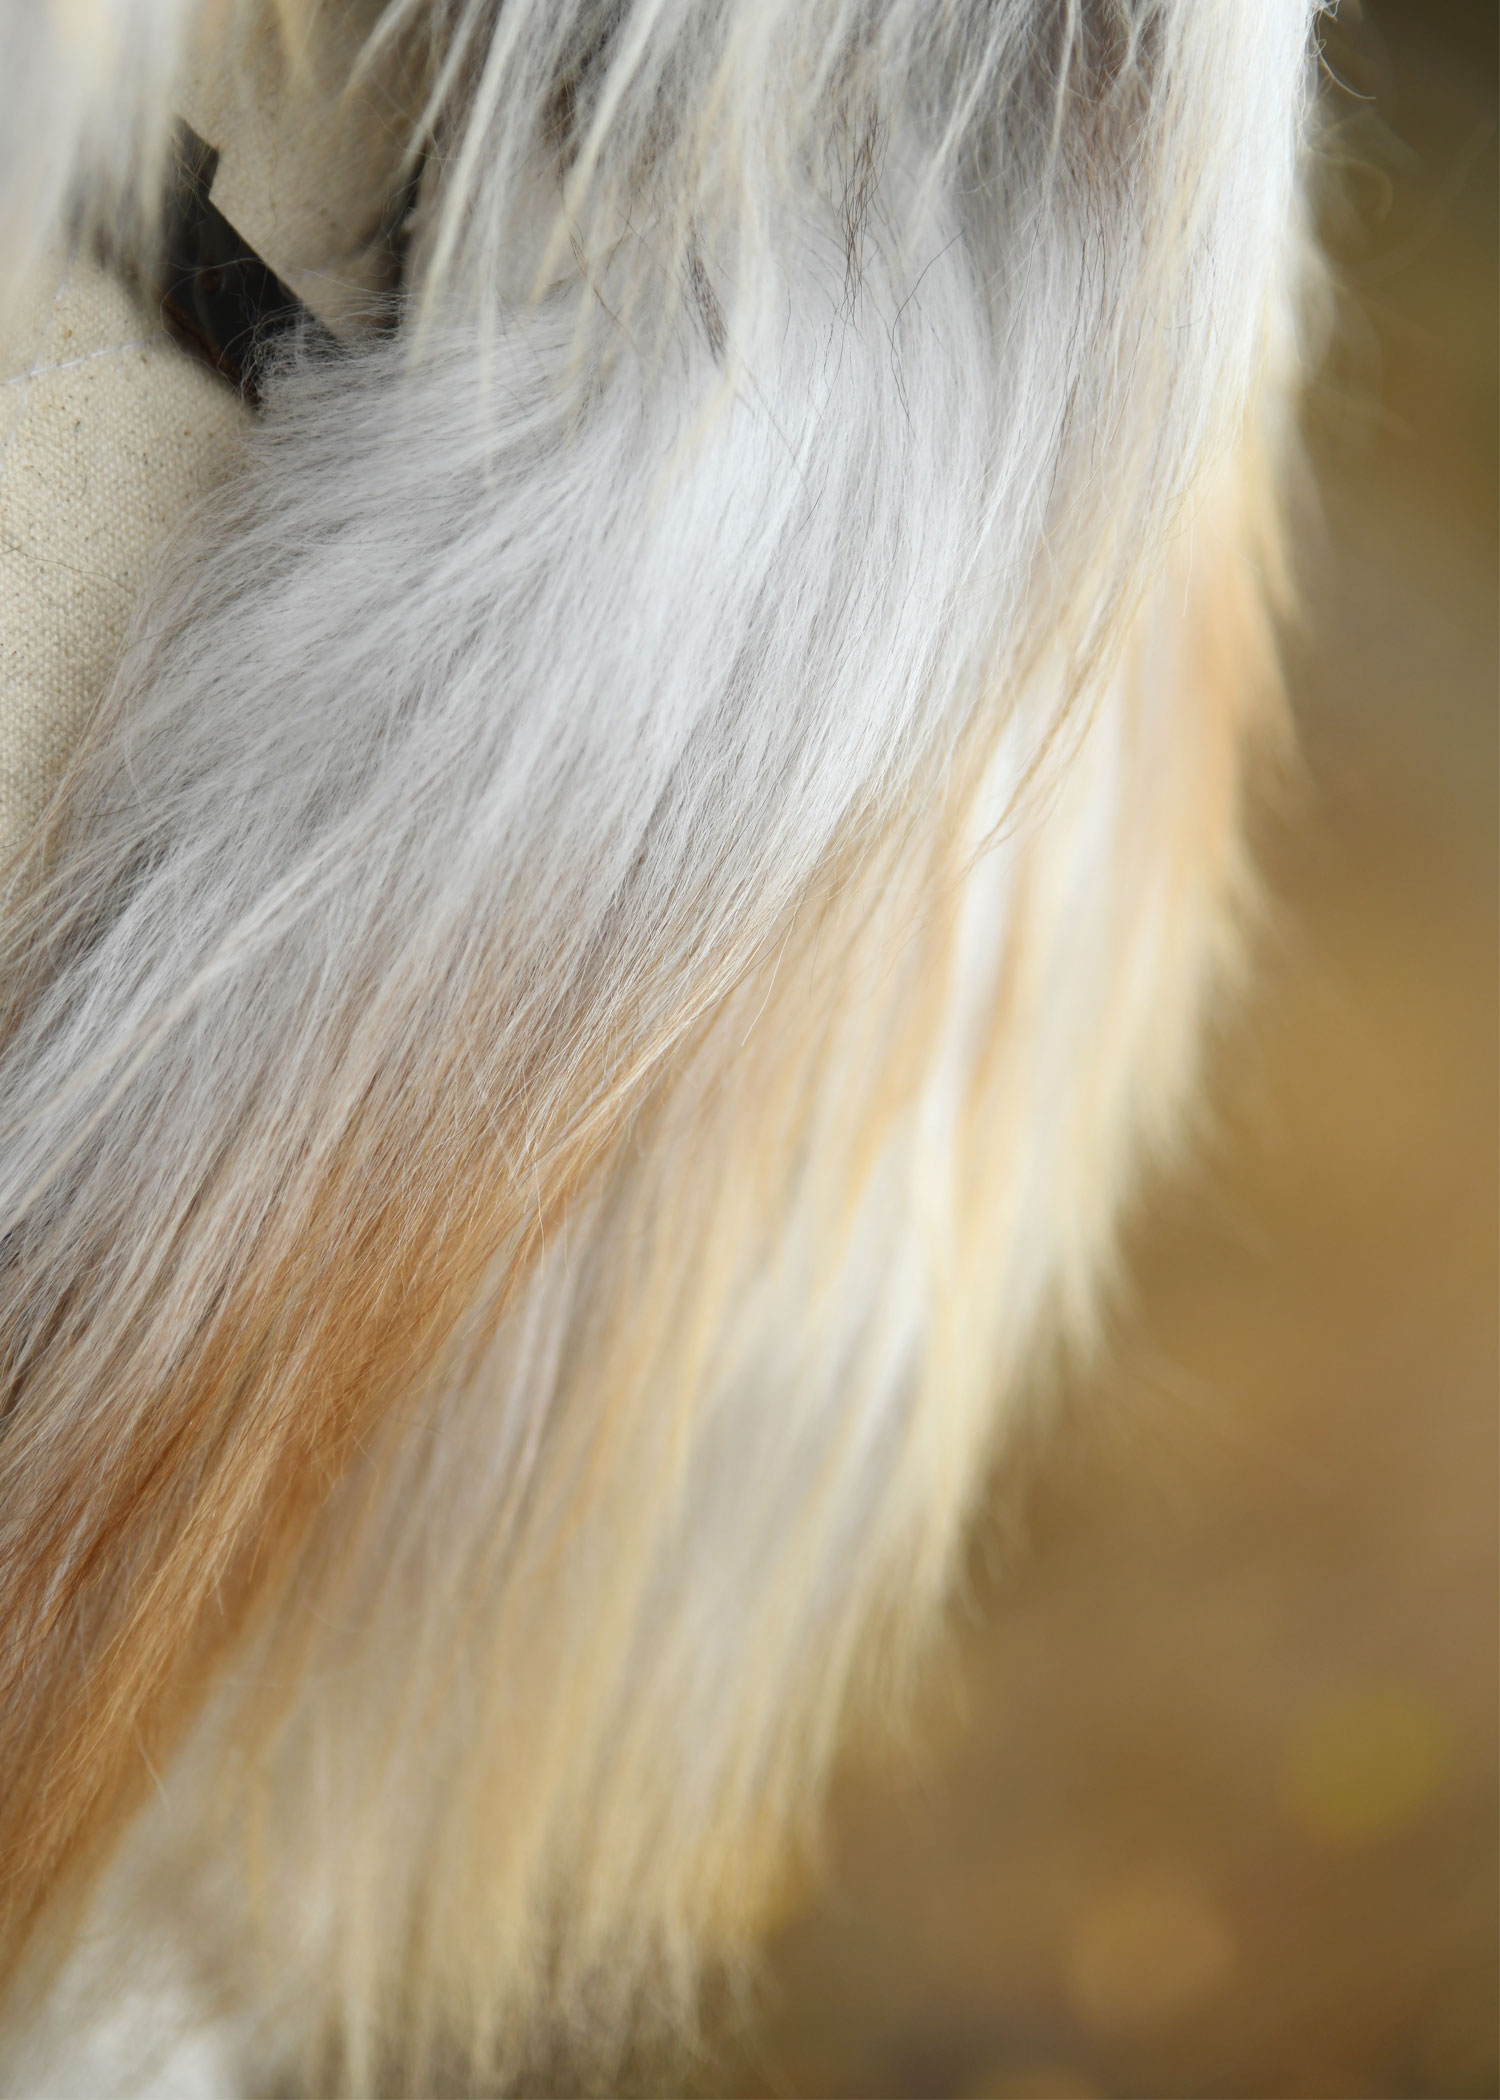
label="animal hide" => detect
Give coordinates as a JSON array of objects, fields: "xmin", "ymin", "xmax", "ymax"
[{"xmin": 0, "ymin": 0, "xmax": 1318, "ymax": 2089}]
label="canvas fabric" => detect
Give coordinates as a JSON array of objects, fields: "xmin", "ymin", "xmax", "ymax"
[{"xmin": 0, "ymin": 0, "xmax": 410, "ymax": 863}]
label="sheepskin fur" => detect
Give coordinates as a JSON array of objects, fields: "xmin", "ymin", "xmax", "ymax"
[{"xmin": 0, "ymin": 0, "xmax": 1317, "ymax": 2089}]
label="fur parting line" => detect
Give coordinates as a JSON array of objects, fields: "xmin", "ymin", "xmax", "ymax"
[{"xmin": 0, "ymin": 0, "xmax": 1319, "ymax": 2090}]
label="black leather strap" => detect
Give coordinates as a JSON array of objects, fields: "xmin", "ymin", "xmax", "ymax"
[{"xmin": 155, "ymin": 120, "xmax": 338, "ymax": 405}]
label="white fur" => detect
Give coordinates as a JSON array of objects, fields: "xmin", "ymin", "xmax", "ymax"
[
  {"xmin": 0, "ymin": 1, "xmax": 1316, "ymax": 2088},
  {"xmin": 0, "ymin": 0, "xmax": 192, "ymax": 281}
]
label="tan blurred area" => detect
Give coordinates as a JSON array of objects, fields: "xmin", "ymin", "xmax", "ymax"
[{"xmin": 705, "ymin": 6, "xmax": 1499, "ymax": 2096}]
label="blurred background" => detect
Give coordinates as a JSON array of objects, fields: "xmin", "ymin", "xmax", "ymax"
[{"xmin": 706, "ymin": 3, "xmax": 1498, "ymax": 2094}]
